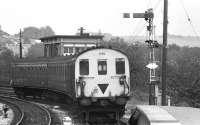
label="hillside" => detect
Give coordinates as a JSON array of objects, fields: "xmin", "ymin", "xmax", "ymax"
[{"xmin": 121, "ymin": 34, "xmax": 200, "ymax": 47}]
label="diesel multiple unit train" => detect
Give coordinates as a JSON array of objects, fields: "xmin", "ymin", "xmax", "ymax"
[{"xmin": 10, "ymin": 47, "xmax": 130, "ymax": 124}]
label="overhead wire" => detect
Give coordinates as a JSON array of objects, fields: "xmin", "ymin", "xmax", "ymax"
[{"xmin": 179, "ymin": 0, "xmax": 200, "ymax": 41}]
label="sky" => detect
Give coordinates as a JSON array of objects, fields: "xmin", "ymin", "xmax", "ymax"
[{"xmin": 0, "ymin": 0, "xmax": 200, "ymax": 37}]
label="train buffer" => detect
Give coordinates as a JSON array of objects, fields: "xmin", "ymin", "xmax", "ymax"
[{"xmin": 125, "ymin": 105, "xmax": 200, "ymax": 125}]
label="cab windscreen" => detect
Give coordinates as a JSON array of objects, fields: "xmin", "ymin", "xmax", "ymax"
[
  {"xmin": 80, "ymin": 59, "xmax": 89, "ymax": 75},
  {"xmin": 116, "ymin": 58, "xmax": 125, "ymax": 74}
]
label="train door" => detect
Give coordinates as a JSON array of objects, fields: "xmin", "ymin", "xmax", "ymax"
[{"xmin": 95, "ymin": 59, "xmax": 109, "ymax": 97}]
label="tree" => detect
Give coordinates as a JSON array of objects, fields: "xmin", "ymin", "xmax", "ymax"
[
  {"xmin": 15, "ymin": 26, "xmax": 55, "ymax": 44},
  {"xmin": 102, "ymin": 39, "xmax": 200, "ymax": 107},
  {"xmin": 0, "ymin": 47, "xmax": 14, "ymax": 65},
  {"xmin": 166, "ymin": 45, "xmax": 200, "ymax": 107},
  {"xmin": 26, "ymin": 43, "xmax": 44, "ymax": 58},
  {"xmin": 22, "ymin": 27, "xmax": 41, "ymax": 42},
  {"xmin": 0, "ymin": 47, "xmax": 14, "ymax": 81},
  {"xmin": 40, "ymin": 26, "xmax": 55, "ymax": 37}
]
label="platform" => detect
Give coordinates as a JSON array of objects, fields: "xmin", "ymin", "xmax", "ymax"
[{"xmin": 128, "ymin": 105, "xmax": 200, "ymax": 125}]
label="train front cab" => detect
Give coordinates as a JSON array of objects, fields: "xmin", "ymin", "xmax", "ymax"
[
  {"xmin": 74, "ymin": 48, "xmax": 130, "ymax": 124},
  {"xmin": 75, "ymin": 48, "xmax": 130, "ymax": 106}
]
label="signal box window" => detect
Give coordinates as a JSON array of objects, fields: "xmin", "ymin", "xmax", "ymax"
[
  {"xmin": 64, "ymin": 47, "xmax": 68, "ymax": 53},
  {"xmin": 116, "ymin": 58, "xmax": 125, "ymax": 74},
  {"xmin": 98, "ymin": 60, "xmax": 107, "ymax": 75},
  {"xmin": 64, "ymin": 47, "xmax": 73, "ymax": 53},
  {"xmin": 80, "ymin": 59, "xmax": 89, "ymax": 75}
]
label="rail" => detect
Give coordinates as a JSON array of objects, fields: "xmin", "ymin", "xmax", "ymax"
[
  {"xmin": 33, "ymin": 102, "xmax": 52, "ymax": 125},
  {"xmin": 0, "ymin": 96, "xmax": 51, "ymax": 125}
]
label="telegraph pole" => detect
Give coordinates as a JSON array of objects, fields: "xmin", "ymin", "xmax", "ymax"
[
  {"xmin": 162, "ymin": 0, "xmax": 168, "ymax": 106},
  {"xmin": 19, "ymin": 29, "xmax": 22, "ymax": 59}
]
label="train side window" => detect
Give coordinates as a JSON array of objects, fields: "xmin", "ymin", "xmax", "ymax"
[
  {"xmin": 116, "ymin": 58, "xmax": 125, "ymax": 74},
  {"xmin": 80, "ymin": 59, "xmax": 89, "ymax": 75},
  {"xmin": 98, "ymin": 60, "xmax": 107, "ymax": 75}
]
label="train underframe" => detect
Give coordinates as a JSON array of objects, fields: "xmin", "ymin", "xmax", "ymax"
[
  {"xmin": 75, "ymin": 95, "xmax": 129, "ymax": 124},
  {"xmin": 13, "ymin": 86, "xmax": 74, "ymax": 103},
  {"xmin": 75, "ymin": 105, "xmax": 125, "ymax": 124}
]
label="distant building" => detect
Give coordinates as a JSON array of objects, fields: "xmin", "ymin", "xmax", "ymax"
[{"xmin": 40, "ymin": 27, "xmax": 103, "ymax": 57}]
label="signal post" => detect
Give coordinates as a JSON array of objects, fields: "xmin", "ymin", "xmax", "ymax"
[{"xmin": 123, "ymin": 9, "xmax": 160, "ymax": 105}]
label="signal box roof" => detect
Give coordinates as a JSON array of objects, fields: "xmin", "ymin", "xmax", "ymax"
[{"xmin": 40, "ymin": 34, "xmax": 103, "ymax": 41}]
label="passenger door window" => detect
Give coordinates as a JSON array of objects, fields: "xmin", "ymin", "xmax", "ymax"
[
  {"xmin": 98, "ymin": 60, "xmax": 107, "ymax": 75},
  {"xmin": 116, "ymin": 58, "xmax": 125, "ymax": 74},
  {"xmin": 80, "ymin": 59, "xmax": 89, "ymax": 75}
]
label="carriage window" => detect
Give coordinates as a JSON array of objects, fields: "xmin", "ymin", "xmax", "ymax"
[
  {"xmin": 116, "ymin": 58, "xmax": 125, "ymax": 74},
  {"xmin": 98, "ymin": 60, "xmax": 107, "ymax": 75},
  {"xmin": 80, "ymin": 59, "xmax": 89, "ymax": 75}
]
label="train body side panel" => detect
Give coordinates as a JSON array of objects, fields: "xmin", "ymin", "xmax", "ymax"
[
  {"xmin": 11, "ymin": 57, "xmax": 76, "ymax": 99},
  {"xmin": 12, "ymin": 64, "xmax": 48, "ymax": 89},
  {"xmin": 0, "ymin": 65, "xmax": 10, "ymax": 83},
  {"xmin": 47, "ymin": 62, "xmax": 75, "ymax": 98}
]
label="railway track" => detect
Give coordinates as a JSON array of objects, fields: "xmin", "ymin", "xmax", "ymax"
[
  {"xmin": 0, "ymin": 83, "xmax": 68, "ymax": 125},
  {"xmin": 0, "ymin": 83, "xmax": 128, "ymax": 125},
  {"xmin": 0, "ymin": 82, "xmax": 15, "ymax": 96},
  {"xmin": 32, "ymin": 102, "xmax": 64, "ymax": 125},
  {"xmin": 0, "ymin": 96, "xmax": 51, "ymax": 125},
  {"xmin": 0, "ymin": 86, "xmax": 16, "ymax": 97}
]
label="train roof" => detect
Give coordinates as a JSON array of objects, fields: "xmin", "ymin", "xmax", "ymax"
[
  {"xmin": 76, "ymin": 46, "xmax": 129, "ymax": 58},
  {"xmin": 13, "ymin": 55, "xmax": 76, "ymax": 64}
]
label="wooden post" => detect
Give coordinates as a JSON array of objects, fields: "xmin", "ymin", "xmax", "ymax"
[
  {"xmin": 162, "ymin": 0, "xmax": 168, "ymax": 106},
  {"xmin": 19, "ymin": 29, "xmax": 22, "ymax": 59}
]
